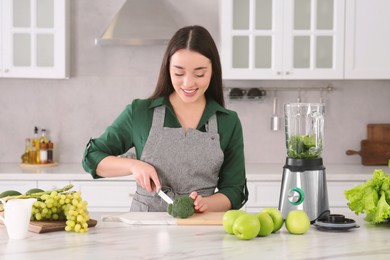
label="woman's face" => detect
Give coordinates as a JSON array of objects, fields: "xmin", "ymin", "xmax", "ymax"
[{"xmin": 169, "ymin": 49, "xmax": 212, "ymax": 104}]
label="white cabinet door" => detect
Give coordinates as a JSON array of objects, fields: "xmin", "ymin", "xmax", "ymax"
[
  {"xmin": 245, "ymin": 181, "xmax": 281, "ymax": 212},
  {"xmin": 220, "ymin": 0, "xmax": 284, "ymax": 79},
  {"xmin": 71, "ymin": 181, "xmax": 136, "ymax": 212},
  {"xmin": 0, "ymin": 0, "xmax": 69, "ymax": 79},
  {"xmin": 283, "ymin": 0, "xmax": 345, "ymax": 79},
  {"xmin": 220, "ymin": 0, "xmax": 344, "ymax": 80},
  {"xmin": 344, "ymin": 0, "xmax": 390, "ymax": 79},
  {"xmin": 0, "ymin": 180, "xmax": 37, "ymax": 194}
]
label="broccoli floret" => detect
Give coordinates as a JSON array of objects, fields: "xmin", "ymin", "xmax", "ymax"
[{"xmin": 167, "ymin": 196, "xmax": 195, "ymax": 219}]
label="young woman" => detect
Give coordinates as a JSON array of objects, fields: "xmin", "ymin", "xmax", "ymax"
[{"xmin": 82, "ymin": 25, "xmax": 248, "ymax": 213}]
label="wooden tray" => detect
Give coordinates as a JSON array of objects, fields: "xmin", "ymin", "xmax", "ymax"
[
  {"xmin": 346, "ymin": 140, "xmax": 390, "ymax": 165},
  {"xmin": 28, "ymin": 219, "xmax": 97, "ymax": 233},
  {"xmin": 20, "ymin": 162, "xmax": 58, "ymax": 168},
  {"xmin": 367, "ymin": 124, "xmax": 390, "ymax": 142}
]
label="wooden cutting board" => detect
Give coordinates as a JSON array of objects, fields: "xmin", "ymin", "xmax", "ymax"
[
  {"xmin": 101, "ymin": 212, "xmax": 224, "ymax": 225},
  {"xmin": 367, "ymin": 124, "xmax": 390, "ymax": 142},
  {"xmin": 346, "ymin": 140, "xmax": 390, "ymax": 165},
  {"xmin": 28, "ymin": 219, "xmax": 98, "ymax": 233},
  {"xmin": 0, "ymin": 212, "xmax": 98, "ymax": 234},
  {"xmin": 176, "ymin": 212, "xmax": 224, "ymax": 225}
]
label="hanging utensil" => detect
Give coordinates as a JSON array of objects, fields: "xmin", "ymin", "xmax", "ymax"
[
  {"xmin": 271, "ymin": 91, "xmax": 280, "ymax": 131},
  {"xmin": 297, "ymin": 88, "xmax": 302, "ymax": 103},
  {"xmin": 320, "ymin": 88, "xmax": 324, "ymax": 104}
]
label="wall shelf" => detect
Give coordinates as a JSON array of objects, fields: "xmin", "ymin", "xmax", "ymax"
[{"xmin": 225, "ymin": 84, "xmax": 335, "ymax": 102}]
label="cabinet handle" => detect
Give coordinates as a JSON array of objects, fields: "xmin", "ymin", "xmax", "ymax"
[
  {"xmin": 285, "ymin": 71, "xmax": 290, "ymax": 75},
  {"xmin": 276, "ymin": 71, "xmax": 281, "ymax": 75},
  {"xmin": 4, "ymin": 69, "xmax": 9, "ymax": 73}
]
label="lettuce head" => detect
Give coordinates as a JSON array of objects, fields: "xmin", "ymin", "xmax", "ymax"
[{"xmin": 344, "ymin": 169, "xmax": 390, "ymax": 224}]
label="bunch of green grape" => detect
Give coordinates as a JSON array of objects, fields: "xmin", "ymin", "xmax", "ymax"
[{"xmin": 31, "ymin": 190, "xmax": 90, "ymax": 233}]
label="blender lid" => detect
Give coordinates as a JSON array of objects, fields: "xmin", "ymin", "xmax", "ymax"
[{"xmin": 314, "ymin": 214, "xmax": 359, "ymax": 231}]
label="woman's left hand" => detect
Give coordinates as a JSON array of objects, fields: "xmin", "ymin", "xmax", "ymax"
[{"xmin": 189, "ymin": 192, "xmax": 207, "ymax": 213}]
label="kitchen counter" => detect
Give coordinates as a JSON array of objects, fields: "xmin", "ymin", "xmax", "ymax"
[
  {"xmin": 1, "ymin": 209, "xmax": 390, "ymax": 260},
  {"xmin": 0, "ymin": 163, "xmax": 386, "ymax": 181}
]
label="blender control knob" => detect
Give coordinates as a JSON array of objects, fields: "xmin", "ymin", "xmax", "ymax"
[{"xmin": 288, "ymin": 188, "xmax": 304, "ymax": 205}]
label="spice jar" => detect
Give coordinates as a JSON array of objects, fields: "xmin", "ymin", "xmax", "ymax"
[
  {"xmin": 47, "ymin": 141, "xmax": 54, "ymax": 163},
  {"xmin": 40, "ymin": 142, "xmax": 48, "ymax": 164}
]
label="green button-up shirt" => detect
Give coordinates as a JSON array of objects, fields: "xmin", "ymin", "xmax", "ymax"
[{"xmin": 82, "ymin": 97, "xmax": 248, "ymax": 209}]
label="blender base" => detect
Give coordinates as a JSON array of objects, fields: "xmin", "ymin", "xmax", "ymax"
[{"xmin": 278, "ymin": 158, "xmax": 329, "ymax": 223}]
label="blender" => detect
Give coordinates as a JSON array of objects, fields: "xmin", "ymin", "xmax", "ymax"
[{"xmin": 278, "ymin": 103, "xmax": 329, "ymax": 223}]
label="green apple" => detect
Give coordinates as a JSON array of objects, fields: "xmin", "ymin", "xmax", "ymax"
[
  {"xmin": 222, "ymin": 209, "xmax": 246, "ymax": 234},
  {"xmin": 285, "ymin": 210, "xmax": 311, "ymax": 235},
  {"xmin": 261, "ymin": 208, "xmax": 284, "ymax": 233},
  {"xmin": 255, "ymin": 212, "xmax": 274, "ymax": 237},
  {"xmin": 233, "ymin": 213, "xmax": 260, "ymax": 240}
]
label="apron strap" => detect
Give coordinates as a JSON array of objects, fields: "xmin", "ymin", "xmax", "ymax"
[
  {"xmin": 151, "ymin": 106, "xmax": 166, "ymax": 130},
  {"xmin": 206, "ymin": 114, "xmax": 218, "ymax": 133}
]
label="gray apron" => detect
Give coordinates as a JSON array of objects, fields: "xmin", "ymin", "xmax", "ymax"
[{"xmin": 130, "ymin": 105, "xmax": 224, "ymax": 212}]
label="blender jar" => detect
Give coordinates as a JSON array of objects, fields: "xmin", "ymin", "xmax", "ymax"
[{"xmin": 284, "ymin": 103, "xmax": 325, "ymax": 159}]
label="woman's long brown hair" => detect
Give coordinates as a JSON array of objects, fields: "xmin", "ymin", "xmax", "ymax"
[{"xmin": 149, "ymin": 25, "xmax": 225, "ymax": 107}]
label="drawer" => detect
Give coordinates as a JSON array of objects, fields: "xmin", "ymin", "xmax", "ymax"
[
  {"xmin": 71, "ymin": 180, "xmax": 136, "ymax": 212},
  {"xmin": 327, "ymin": 181, "xmax": 364, "ymax": 208},
  {"xmin": 246, "ymin": 181, "xmax": 281, "ymax": 208},
  {"xmin": 0, "ymin": 180, "xmax": 37, "ymax": 194}
]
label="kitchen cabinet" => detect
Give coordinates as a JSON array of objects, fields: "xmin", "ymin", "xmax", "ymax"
[
  {"xmin": 327, "ymin": 181, "xmax": 363, "ymax": 208},
  {"xmin": 60, "ymin": 180, "xmax": 362, "ymax": 212},
  {"xmin": 72, "ymin": 180, "xmax": 136, "ymax": 212},
  {"xmin": 0, "ymin": 179, "xmax": 360, "ymax": 212},
  {"xmin": 0, "ymin": 180, "xmax": 37, "ymax": 193},
  {"xmin": 344, "ymin": 0, "xmax": 390, "ymax": 79},
  {"xmin": 0, "ymin": 163, "xmax": 377, "ymax": 212},
  {"xmin": 0, "ymin": 0, "xmax": 69, "ymax": 79},
  {"xmin": 245, "ymin": 181, "xmax": 281, "ymax": 212},
  {"xmin": 220, "ymin": 0, "xmax": 345, "ymax": 79},
  {"xmin": 0, "ymin": 179, "xmax": 135, "ymax": 212}
]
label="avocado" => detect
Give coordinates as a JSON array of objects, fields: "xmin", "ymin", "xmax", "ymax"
[
  {"xmin": 0, "ymin": 190, "xmax": 22, "ymax": 211},
  {"xmin": 0, "ymin": 190, "xmax": 22, "ymax": 199},
  {"xmin": 25, "ymin": 188, "xmax": 45, "ymax": 195}
]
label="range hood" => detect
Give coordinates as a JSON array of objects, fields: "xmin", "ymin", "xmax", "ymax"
[{"xmin": 95, "ymin": 0, "xmax": 181, "ymax": 46}]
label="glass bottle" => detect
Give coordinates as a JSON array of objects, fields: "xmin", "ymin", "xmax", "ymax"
[
  {"xmin": 40, "ymin": 129, "xmax": 49, "ymax": 144},
  {"xmin": 32, "ymin": 126, "xmax": 40, "ymax": 164},
  {"xmin": 21, "ymin": 138, "xmax": 31, "ymax": 163},
  {"xmin": 29, "ymin": 139, "xmax": 37, "ymax": 164}
]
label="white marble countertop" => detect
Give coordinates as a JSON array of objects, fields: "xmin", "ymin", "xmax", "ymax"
[
  {"xmin": 0, "ymin": 162, "xmax": 386, "ymax": 182},
  {"xmin": 1, "ymin": 209, "xmax": 389, "ymax": 260}
]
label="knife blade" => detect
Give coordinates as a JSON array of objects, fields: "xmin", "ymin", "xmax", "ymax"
[{"xmin": 156, "ymin": 189, "xmax": 174, "ymax": 204}]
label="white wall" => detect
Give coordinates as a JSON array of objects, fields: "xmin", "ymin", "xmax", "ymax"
[{"xmin": 0, "ymin": 0, "xmax": 389, "ymax": 166}]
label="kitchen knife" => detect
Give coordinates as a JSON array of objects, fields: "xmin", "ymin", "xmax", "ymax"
[{"xmin": 156, "ymin": 189, "xmax": 174, "ymax": 204}]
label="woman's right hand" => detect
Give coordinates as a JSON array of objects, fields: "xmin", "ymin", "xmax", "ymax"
[{"xmin": 130, "ymin": 160, "xmax": 161, "ymax": 193}]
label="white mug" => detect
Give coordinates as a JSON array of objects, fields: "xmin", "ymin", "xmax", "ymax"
[{"xmin": 0, "ymin": 198, "xmax": 36, "ymax": 239}]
